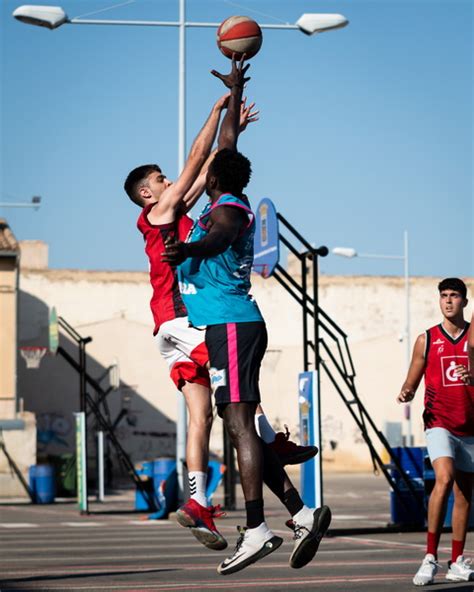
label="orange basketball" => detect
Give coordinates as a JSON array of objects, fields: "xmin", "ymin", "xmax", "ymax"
[{"xmin": 217, "ymin": 16, "xmax": 263, "ymax": 60}]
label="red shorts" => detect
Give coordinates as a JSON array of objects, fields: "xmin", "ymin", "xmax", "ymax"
[{"xmin": 155, "ymin": 316, "xmax": 210, "ymax": 391}]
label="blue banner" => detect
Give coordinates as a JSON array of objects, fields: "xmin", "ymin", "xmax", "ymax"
[{"xmin": 253, "ymin": 198, "xmax": 279, "ymax": 278}]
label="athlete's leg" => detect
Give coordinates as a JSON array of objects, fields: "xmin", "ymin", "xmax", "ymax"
[
  {"xmin": 181, "ymin": 381, "xmax": 213, "ymax": 474},
  {"xmin": 451, "ymin": 469, "xmax": 473, "ymax": 561},
  {"xmin": 222, "ymin": 402, "xmax": 263, "ymax": 511},
  {"xmin": 428, "ymin": 457, "xmax": 455, "ymax": 552},
  {"xmin": 176, "ymin": 382, "xmax": 226, "ymax": 550}
]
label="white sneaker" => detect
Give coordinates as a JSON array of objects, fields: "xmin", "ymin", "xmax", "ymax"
[
  {"xmin": 289, "ymin": 505, "xmax": 332, "ymax": 569},
  {"xmin": 446, "ymin": 555, "xmax": 474, "ymax": 582},
  {"xmin": 217, "ymin": 522, "xmax": 283, "ymax": 576},
  {"xmin": 413, "ymin": 554, "xmax": 440, "ymax": 586}
]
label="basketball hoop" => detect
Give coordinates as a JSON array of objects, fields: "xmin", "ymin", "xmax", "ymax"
[{"xmin": 20, "ymin": 346, "xmax": 48, "ymax": 369}]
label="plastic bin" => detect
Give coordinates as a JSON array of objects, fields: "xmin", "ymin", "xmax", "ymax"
[
  {"xmin": 29, "ymin": 464, "xmax": 55, "ymax": 504},
  {"xmin": 134, "ymin": 461, "xmax": 157, "ymax": 511},
  {"xmin": 389, "ymin": 447, "xmax": 427, "ymax": 526},
  {"xmin": 153, "ymin": 458, "xmax": 178, "ymax": 516}
]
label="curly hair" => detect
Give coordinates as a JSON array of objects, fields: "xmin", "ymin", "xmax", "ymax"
[{"xmin": 209, "ymin": 148, "xmax": 252, "ymax": 195}]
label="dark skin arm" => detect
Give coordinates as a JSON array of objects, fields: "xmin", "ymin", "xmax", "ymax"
[
  {"xmin": 161, "ymin": 206, "xmax": 248, "ymax": 265},
  {"xmin": 211, "ymin": 54, "xmax": 250, "ymax": 151}
]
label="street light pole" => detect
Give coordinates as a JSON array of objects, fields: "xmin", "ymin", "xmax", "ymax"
[
  {"xmin": 332, "ymin": 231, "xmax": 412, "ymax": 445},
  {"xmin": 13, "ymin": 1, "xmax": 349, "ymax": 499}
]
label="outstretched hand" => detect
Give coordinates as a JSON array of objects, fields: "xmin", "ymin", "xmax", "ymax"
[
  {"xmin": 161, "ymin": 238, "xmax": 188, "ymax": 266},
  {"xmin": 239, "ymin": 97, "xmax": 259, "ymax": 132},
  {"xmin": 211, "ymin": 53, "xmax": 250, "ymax": 89}
]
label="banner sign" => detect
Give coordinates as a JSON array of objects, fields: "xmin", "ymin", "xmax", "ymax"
[
  {"xmin": 74, "ymin": 412, "xmax": 88, "ymax": 513},
  {"xmin": 49, "ymin": 307, "xmax": 59, "ymax": 355},
  {"xmin": 298, "ymin": 371, "xmax": 322, "ymax": 508},
  {"xmin": 253, "ymin": 198, "xmax": 279, "ymax": 278}
]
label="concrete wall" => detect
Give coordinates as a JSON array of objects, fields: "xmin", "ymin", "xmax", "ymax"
[
  {"xmin": 17, "ymin": 266, "xmax": 473, "ymax": 478},
  {"xmin": 0, "ymin": 256, "xmax": 18, "ymax": 419}
]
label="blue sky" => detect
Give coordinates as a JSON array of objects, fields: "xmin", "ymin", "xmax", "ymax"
[{"xmin": 1, "ymin": 0, "xmax": 472, "ymax": 277}]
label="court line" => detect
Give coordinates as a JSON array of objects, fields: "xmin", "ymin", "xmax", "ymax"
[{"xmin": 0, "ymin": 573, "xmax": 414, "ymax": 591}]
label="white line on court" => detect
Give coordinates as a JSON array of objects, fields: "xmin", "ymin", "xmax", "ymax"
[
  {"xmin": 0, "ymin": 573, "xmax": 413, "ymax": 591},
  {"xmin": 0, "ymin": 523, "xmax": 39, "ymax": 528}
]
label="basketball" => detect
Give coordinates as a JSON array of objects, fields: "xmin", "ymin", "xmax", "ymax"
[{"xmin": 217, "ymin": 16, "xmax": 263, "ymax": 60}]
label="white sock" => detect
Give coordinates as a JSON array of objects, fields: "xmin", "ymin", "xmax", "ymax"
[
  {"xmin": 292, "ymin": 505, "xmax": 314, "ymax": 525},
  {"xmin": 188, "ymin": 471, "xmax": 207, "ymax": 507},
  {"xmin": 254, "ymin": 414, "xmax": 276, "ymax": 444}
]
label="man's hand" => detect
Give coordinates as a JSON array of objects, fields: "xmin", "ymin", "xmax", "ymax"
[
  {"xmin": 211, "ymin": 53, "xmax": 250, "ymax": 89},
  {"xmin": 239, "ymin": 97, "xmax": 259, "ymax": 132},
  {"xmin": 455, "ymin": 364, "xmax": 474, "ymax": 386},
  {"xmin": 397, "ymin": 388, "xmax": 415, "ymax": 403},
  {"xmin": 161, "ymin": 238, "xmax": 189, "ymax": 266},
  {"xmin": 214, "ymin": 92, "xmax": 231, "ymax": 112}
]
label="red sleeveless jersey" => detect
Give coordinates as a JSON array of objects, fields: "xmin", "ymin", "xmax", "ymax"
[
  {"xmin": 423, "ymin": 322, "xmax": 474, "ymax": 436},
  {"xmin": 137, "ymin": 205, "xmax": 193, "ymax": 334}
]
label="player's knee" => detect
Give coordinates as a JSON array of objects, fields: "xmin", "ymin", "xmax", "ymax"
[
  {"xmin": 189, "ymin": 409, "xmax": 213, "ymax": 433},
  {"xmin": 435, "ymin": 472, "xmax": 454, "ymax": 490}
]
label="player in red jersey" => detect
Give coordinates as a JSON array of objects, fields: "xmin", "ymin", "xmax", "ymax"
[
  {"xmin": 397, "ymin": 278, "xmax": 474, "ymax": 586},
  {"xmin": 124, "ymin": 59, "xmax": 317, "ymax": 551}
]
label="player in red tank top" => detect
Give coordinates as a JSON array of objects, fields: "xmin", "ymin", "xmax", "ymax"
[{"xmin": 397, "ymin": 278, "xmax": 474, "ymax": 585}]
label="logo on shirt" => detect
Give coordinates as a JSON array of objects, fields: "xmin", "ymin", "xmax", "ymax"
[
  {"xmin": 440, "ymin": 355, "xmax": 468, "ymax": 387},
  {"xmin": 209, "ymin": 367, "xmax": 227, "ymax": 394},
  {"xmin": 433, "ymin": 339, "xmax": 444, "ymax": 345},
  {"xmin": 179, "ymin": 281, "xmax": 197, "ymax": 295}
]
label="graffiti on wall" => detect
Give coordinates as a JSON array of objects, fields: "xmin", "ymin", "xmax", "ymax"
[{"xmin": 37, "ymin": 412, "xmax": 72, "ymax": 451}]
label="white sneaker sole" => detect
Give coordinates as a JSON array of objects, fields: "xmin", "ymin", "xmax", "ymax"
[
  {"xmin": 218, "ymin": 535, "xmax": 283, "ymax": 575},
  {"xmin": 445, "ymin": 572, "xmax": 473, "ymax": 582},
  {"xmin": 290, "ymin": 505, "xmax": 332, "ymax": 569},
  {"xmin": 176, "ymin": 508, "xmax": 227, "ymax": 551}
]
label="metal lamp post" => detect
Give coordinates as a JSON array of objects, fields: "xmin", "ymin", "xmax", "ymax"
[
  {"xmin": 332, "ymin": 230, "xmax": 412, "ymax": 446},
  {"xmin": 13, "ymin": 1, "xmax": 349, "ymax": 499},
  {"xmin": 0, "ymin": 196, "xmax": 41, "ymax": 210}
]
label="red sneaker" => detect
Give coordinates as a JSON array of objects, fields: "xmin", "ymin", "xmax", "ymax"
[
  {"xmin": 269, "ymin": 426, "xmax": 318, "ymax": 466},
  {"xmin": 176, "ymin": 498, "xmax": 227, "ymax": 550}
]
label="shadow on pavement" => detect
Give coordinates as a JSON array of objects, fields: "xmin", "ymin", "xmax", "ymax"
[{"xmin": 0, "ymin": 568, "xmax": 177, "ymax": 588}]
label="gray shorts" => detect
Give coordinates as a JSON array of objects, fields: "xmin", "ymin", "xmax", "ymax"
[{"xmin": 425, "ymin": 427, "xmax": 474, "ymax": 473}]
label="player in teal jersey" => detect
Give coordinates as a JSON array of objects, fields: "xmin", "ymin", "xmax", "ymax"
[{"xmin": 163, "ymin": 55, "xmax": 331, "ymax": 576}]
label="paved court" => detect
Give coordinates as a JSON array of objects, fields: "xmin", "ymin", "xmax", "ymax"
[{"xmin": 1, "ymin": 474, "xmax": 473, "ymax": 591}]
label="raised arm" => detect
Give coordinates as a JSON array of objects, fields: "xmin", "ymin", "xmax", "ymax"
[
  {"xmin": 181, "ymin": 99, "xmax": 259, "ymax": 212},
  {"xmin": 211, "ymin": 54, "xmax": 250, "ymax": 151},
  {"xmin": 162, "ymin": 206, "xmax": 248, "ymax": 265},
  {"xmin": 149, "ymin": 93, "xmax": 229, "ymax": 222},
  {"xmin": 397, "ymin": 333, "xmax": 426, "ymax": 403}
]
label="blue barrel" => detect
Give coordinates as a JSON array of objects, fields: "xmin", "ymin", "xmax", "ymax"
[
  {"xmin": 134, "ymin": 461, "xmax": 156, "ymax": 511},
  {"xmin": 29, "ymin": 464, "xmax": 55, "ymax": 504},
  {"xmin": 153, "ymin": 458, "xmax": 177, "ymax": 515}
]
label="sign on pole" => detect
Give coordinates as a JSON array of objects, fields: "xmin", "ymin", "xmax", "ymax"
[
  {"xmin": 49, "ymin": 306, "xmax": 59, "ymax": 355},
  {"xmin": 74, "ymin": 412, "xmax": 88, "ymax": 513},
  {"xmin": 253, "ymin": 197, "xmax": 279, "ymax": 278},
  {"xmin": 298, "ymin": 371, "xmax": 322, "ymax": 508}
]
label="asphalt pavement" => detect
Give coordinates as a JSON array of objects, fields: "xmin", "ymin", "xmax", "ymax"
[{"xmin": 1, "ymin": 473, "xmax": 473, "ymax": 592}]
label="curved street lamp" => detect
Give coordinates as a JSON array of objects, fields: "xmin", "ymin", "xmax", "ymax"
[
  {"xmin": 332, "ymin": 231, "xmax": 412, "ymax": 446},
  {"xmin": 13, "ymin": 1, "xmax": 349, "ymax": 499}
]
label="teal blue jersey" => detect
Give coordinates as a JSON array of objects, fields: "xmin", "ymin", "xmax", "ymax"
[{"xmin": 178, "ymin": 193, "xmax": 263, "ymax": 327}]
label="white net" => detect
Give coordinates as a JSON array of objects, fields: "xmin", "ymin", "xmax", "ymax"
[{"xmin": 20, "ymin": 347, "xmax": 47, "ymax": 369}]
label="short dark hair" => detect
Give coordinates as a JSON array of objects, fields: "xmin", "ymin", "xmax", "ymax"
[
  {"xmin": 438, "ymin": 277, "xmax": 467, "ymax": 299},
  {"xmin": 124, "ymin": 164, "xmax": 161, "ymax": 207},
  {"xmin": 209, "ymin": 148, "xmax": 251, "ymax": 195}
]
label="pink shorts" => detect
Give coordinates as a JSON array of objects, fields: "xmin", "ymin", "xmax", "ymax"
[{"xmin": 155, "ymin": 316, "xmax": 210, "ymax": 391}]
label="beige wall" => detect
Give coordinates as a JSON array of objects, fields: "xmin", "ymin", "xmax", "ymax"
[
  {"xmin": 0, "ymin": 256, "xmax": 18, "ymax": 419},
  {"xmin": 17, "ymin": 267, "xmax": 473, "ymax": 473}
]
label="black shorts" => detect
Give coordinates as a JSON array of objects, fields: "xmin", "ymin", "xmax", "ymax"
[{"xmin": 205, "ymin": 321, "xmax": 267, "ymax": 412}]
